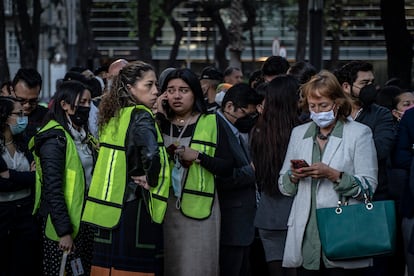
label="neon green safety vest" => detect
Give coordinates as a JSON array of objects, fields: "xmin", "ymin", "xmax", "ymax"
[
  {"xmin": 81, "ymin": 105, "xmax": 170, "ymax": 227},
  {"xmin": 29, "ymin": 120, "xmax": 85, "ymax": 241},
  {"xmin": 179, "ymin": 114, "xmax": 217, "ymax": 220}
]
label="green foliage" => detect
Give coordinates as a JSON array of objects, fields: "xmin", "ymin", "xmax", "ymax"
[
  {"xmin": 127, "ymin": 1, "xmax": 138, "ymax": 38},
  {"xmin": 126, "ymin": 0, "xmax": 167, "ymax": 39}
]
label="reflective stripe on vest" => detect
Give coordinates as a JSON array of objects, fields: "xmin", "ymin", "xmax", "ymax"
[
  {"xmin": 180, "ymin": 114, "xmax": 217, "ymax": 220},
  {"xmin": 149, "ymin": 121, "xmax": 170, "ymax": 223},
  {"xmin": 29, "ymin": 120, "xmax": 85, "ymax": 241},
  {"xmin": 81, "ymin": 105, "xmax": 170, "ymax": 227}
]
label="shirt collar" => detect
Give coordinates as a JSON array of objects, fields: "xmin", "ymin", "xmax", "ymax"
[{"xmin": 217, "ymin": 109, "xmax": 240, "ymax": 137}]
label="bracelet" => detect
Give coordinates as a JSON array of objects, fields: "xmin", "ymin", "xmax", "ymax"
[
  {"xmin": 333, "ymin": 171, "xmax": 344, "ymax": 185},
  {"xmin": 287, "ymin": 170, "xmax": 298, "ymax": 183}
]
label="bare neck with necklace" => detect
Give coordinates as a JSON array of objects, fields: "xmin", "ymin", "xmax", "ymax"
[{"xmin": 170, "ymin": 112, "xmax": 199, "ymax": 145}]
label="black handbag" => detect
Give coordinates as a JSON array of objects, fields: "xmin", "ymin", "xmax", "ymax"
[{"xmin": 316, "ymin": 177, "xmax": 397, "ymax": 260}]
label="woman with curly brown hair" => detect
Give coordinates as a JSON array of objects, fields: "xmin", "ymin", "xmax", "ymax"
[{"xmin": 82, "ymin": 60, "xmax": 168, "ymax": 276}]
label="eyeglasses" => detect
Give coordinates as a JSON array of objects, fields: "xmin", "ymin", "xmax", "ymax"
[
  {"xmin": 15, "ymin": 97, "xmax": 39, "ymax": 106},
  {"xmin": 11, "ymin": 111, "xmax": 24, "ymax": 117},
  {"xmin": 239, "ymin": 107, "xmax": 258, "ymax": 118}
]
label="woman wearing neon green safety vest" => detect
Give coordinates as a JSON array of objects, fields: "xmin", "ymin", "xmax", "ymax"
[
  {"xmin": 30, "ymin": 80, "xmax": 96, "ymax": 275},
  {"xmin": 81, "ymin": 61, "xmax": 166, "ymax": 276},
  {"xmin": 157, "ymin": 68, "xmax": 234, "ymax": 276}
]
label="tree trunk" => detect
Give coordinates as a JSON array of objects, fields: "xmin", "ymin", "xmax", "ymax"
[
  {"xmin": 0, "ymin": 0, "xmax": 10, "ymax": 83},
  {"xmin": 78, "ymin": 0, "xmax": 97, "ymax": 68},
  {"xmin": 242, "ymin": 0, "xmax": 257, "ymax": 68},
  {"xmin": 168, "ymin": 18, "xmax": 183, "ymax": 68},
  {"xmin": 13, "ymin": 0, "xmax": 42, "ymax": 68},
  {"xmin": 296, "ymin": 0, "xmax": 308, "ymax": 62},
  {"xmin": 328, "ymin": 0, "xmax": 343, "ymax": 69},
  {"xmin": 228, "ymin": 0, "xmax": 243, "ymax": 68},
  {"xmin": 137, "ymin": 0, "xmax": 152, "ymax": 63},
  {"xmin": 380, "ymin": 0, "xmax": 413, "ymax": 89},
  {"xmin": 212, "ymin": 10, "xmax": 229, "ymax": 72}
]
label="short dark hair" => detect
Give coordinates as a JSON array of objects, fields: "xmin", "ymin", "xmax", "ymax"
[
  {"xmin": 333, "ymin": 60, "xmax": 373, "ymax": 86},
  {"xmin": 200, "ymin": 66, "xmax": 223, "ymax": 81},
  {"xmin": 12, "ymin": 68, "xmax": 42, "ymax": 90},
  {"xmin": 288, "ymin": 61, "xmax": 317, "ymax": 85},
  {"xmin": 375, "ymin": 85, "xmax": 403, "ymax": 111},
  {"xmin": 261, "ymin": 56, "xmax": 290, "ymax": 77},
  {"xmin": 221, "ymin": 83, "xmax": 263, "ymax": 109},
  {"xmin": 63, "ymin": 71, "xmax": 102, "ymax": 98},
  {"xmin": 248, "ymin": 70, "xmax": 264, "ymax": 88},
  {"xmin": 223, "ymin": 66, "xmax": 241, "ymax": 77}
]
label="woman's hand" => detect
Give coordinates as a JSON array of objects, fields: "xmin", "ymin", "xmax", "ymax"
[
  {"xmin": 0, "ymin": 170, "xmax": 9, "ymax": 178},
  {"xmin": 155, "ymin": 92, "xmax": 168, "ymax": 116},
  {"xmin": 30, "ymin": 161, "xmax": 36, "ymax": 172},
  {"xmin": 131, "ymin": 175, "xmax": 150, "ymax": 190},
  {"xmin": 297, "ymin": 162, "xmax": 340, "ymax": 182},
  {"xmin": 176, "ymin": 146, "xmax": 199, "ymax": 162},
  {"xmin": 59, "ymin": 234, "xmax": 74, "ymax": 253}
]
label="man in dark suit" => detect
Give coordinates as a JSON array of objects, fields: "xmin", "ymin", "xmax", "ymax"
[
  {"xmin": 393, "ymin": 106, "xmax": 414, "ymax": 275},
  {"xmin": 334, "ymin": 61, "xmax": 397, "ymax": 275},
  {"xmin": 215, "ymin": 83, "xmax": 262, "ymax": 276}
]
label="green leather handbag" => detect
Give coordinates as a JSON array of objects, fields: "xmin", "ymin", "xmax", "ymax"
[{"xmin": 316, "ymin": 177, "xmax": 396, "ymax": 260}]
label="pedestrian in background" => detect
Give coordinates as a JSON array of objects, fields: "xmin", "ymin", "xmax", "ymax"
[{"xmin": 0, "ymin": 96, "xmax": 39, "ymax": 275}]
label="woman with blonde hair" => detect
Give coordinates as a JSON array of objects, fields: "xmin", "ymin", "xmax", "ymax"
[{"xmin": 279, "ymin": 70, "xmax": 378, "ymax": 274}]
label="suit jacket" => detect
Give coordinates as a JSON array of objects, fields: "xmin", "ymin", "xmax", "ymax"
[
  {"xmin": 278, "ymin": 120, "xmax": 378, "ymax": 269},
  {"xmin": 356, "ymin": 104, "xmax": 395, "ymax": 200},
  {"xmin": 215, "ymin": 113, "xmax": 256, "ymax": 247},
  {"xmin": 393, "ymin": 107, "xmax": 414, "ymax": 218}
]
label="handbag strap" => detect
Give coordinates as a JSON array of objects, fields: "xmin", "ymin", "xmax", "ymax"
[
  {"xmin": 337, "ymin": 176, "xmax": 373, "ymax": 206},
  {"xmin": 353, "ymin": 176, "xmax": 373, "ymax": 202}
]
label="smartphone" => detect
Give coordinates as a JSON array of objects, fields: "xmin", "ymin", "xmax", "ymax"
[
  {"xmin": 291, "ymin": 159, "xmax": 309, "ymax": 169},
  {"xmin": 161, "ymin": 99, "xmax": 168, "ymax": 108}
]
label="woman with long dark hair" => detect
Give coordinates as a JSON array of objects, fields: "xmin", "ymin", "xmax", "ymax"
[
  {"xmin": 156, "ymin": 68, "xmax": 233, "ymax": 275},
  {"xmin": 250, "ymin": 75, "xmax": 300, "ymax": 276}
]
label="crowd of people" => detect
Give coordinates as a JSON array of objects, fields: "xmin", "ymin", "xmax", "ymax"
[{"xmin": 0, "ymin": 56, "xmax": 413, "ymax": 276}]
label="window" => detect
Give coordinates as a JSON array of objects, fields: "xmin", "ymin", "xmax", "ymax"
[
  {"xmin": 4, "ymin": 0, "xmax": 12, "ymax": 15},
  {"xmin": 6, "ymin": 30, "xmax": 19, "ymax": 60}
]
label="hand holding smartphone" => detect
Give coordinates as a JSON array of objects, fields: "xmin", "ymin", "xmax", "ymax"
[{"xmin": 291, "ymin": 159, "xmax": 310, "ymax": 169}]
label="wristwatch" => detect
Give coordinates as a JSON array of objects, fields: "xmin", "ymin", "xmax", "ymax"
[{"xmin": 334, "ymin": 172, "xmax": 344, "ymax": 185}]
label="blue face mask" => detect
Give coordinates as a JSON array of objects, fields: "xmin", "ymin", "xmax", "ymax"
[
  {"xmin": 9, "ymin": 115, "xmax": 28, "ymax": 135},
  {"xmin": 171, "ymin": 158, "xmax": 184, "ymax": 198}
]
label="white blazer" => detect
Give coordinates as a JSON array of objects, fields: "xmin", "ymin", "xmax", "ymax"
[{"xmin": 278, "ymin": 120, "xmax": 378, "ymax": 269}]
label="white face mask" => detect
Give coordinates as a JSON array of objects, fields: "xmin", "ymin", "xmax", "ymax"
[
  {"xmin": 310, "ymin": 109, "xmax": 336, "ymax": 128},
  {"xmin": 215, "ymin": 91, "xmax": 226, "ymax": 106}
]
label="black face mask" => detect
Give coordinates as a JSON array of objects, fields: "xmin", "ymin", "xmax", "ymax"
[
  {"xmin": 69, "ymin": 106, "xmax": 90, "ymax": 127},
  {"xmin": 358, "ymin": 83, "xmax": 377, "ymax": 107},
  {"xmin": 234, "ymin": 113, "xmax": 258, "ymax": 133}
]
